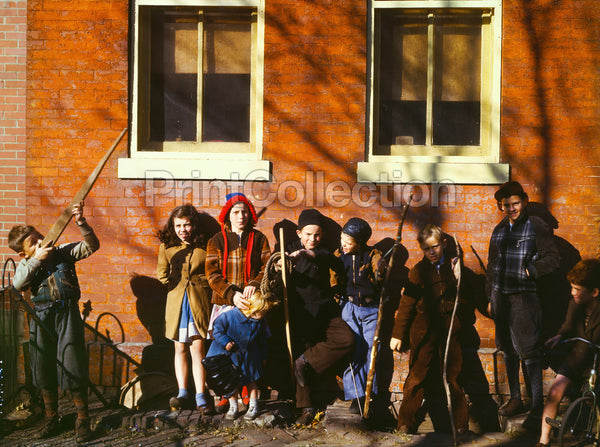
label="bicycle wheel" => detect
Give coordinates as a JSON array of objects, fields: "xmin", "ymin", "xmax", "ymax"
[{"xmin": 558, "ymin": 395, "xmax": 598, "ymax": 447}]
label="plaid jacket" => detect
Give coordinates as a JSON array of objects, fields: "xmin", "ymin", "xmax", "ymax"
[
  {"xmin": 487, "ymin": 211, "xmax": 559, "ymax": 294},
  {"xmin": 205, "ymin": 228, "xmax": 271, "ymax": 305}
]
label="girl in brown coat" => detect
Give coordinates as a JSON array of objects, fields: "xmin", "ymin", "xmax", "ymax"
[{"xmin": 157, "ymin": 204, "xmax": 214, "ymax": 413}]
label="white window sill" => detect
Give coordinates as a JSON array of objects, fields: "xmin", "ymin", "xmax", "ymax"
[
  {"xmin": 357, "ymin": 161, "xmax": 509, "ymax": 184},
  {"xmin": 118, "ymin": 157, "xmax": 272, "ymax": 181}
]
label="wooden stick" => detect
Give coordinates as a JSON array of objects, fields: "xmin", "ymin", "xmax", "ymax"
[
  {"xmin": 42, "ymin": 128, "xmax": 128, "ymax": 246},
  {"xmin": 279, "ymin": 227, "xmax": 295, "ymax": 388},
  {"xmin": 443, "ymin": 236, "xmax": 462, "ymax": 446},
  {"xmin": 364, "ymin": 194, "xmax": 412, "ymax": 418}
]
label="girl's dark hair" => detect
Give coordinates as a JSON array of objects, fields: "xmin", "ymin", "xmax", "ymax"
[{"xmin": 157, "ymin": 204, "xmax": 206, "ymax": 248}]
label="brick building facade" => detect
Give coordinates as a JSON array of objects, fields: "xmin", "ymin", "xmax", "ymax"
[{"xmin": 1, "ymin": 0, "xmax": 599, "ymax": 395}]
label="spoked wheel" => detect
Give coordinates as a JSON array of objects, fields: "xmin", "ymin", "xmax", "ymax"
[{"xmin": 558, "ymin": 395, "xmax": 599, "ymax": 447}]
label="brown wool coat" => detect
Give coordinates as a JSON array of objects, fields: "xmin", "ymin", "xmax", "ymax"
[
  {"xmin": 158, "ymin": 243, "xmax": 212, "ymax": 340},
  {"xmin": 391, "ymin": 256, "xmax": 486, "ymax": 432}
]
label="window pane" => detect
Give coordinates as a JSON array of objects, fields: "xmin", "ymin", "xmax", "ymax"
[
  {"xmin": 433, "ymin": 16, "xmax": 481, "ymax": 145},
  {"xmin": 378, "ymin": 14, "xmax": 427, "ymax": 146},
  {"xmin": 202, "ymin": 20, "xmax": 251, "ymax": 143},
  {"xmin": 150, "ymin": 10, "xmax": 198, "ymax": 142}
]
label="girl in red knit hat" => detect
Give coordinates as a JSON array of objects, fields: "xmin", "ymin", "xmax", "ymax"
[{"xmin": 205, "ymin": 193, "xmax": 271, "ymax": 416}]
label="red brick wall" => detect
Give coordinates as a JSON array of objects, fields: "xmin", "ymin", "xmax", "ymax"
[
  {"xmin": 0, "ymin": 1, "xmax": 26, "ymax": 265},
  {"xmin": 18, "ymin": 0, "xmax": 600, "ymax": 389}
]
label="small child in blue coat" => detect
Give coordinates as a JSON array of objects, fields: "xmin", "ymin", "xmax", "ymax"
[
  {"xmin": 336, "ymin": 218, "xmax": 387, "ymax": 415},
  {"xmin": 206, "ymin": 290, "xmax": 277, "ymax": 420}
]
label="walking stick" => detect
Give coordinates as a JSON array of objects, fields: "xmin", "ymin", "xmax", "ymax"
[
  {"xmin": 443, "ymin": 236, "xmax": 462, "ymax": 446},
  {"xmin": 363, "ymin": 194, "xmax": 412, "ymax": 418},
  {"xmin": 279, "ymin": 228, "xmax": 295, "ymax": 388},
  {"xmin": 349, "ymin": 363, "xmax": 363, "ymax": 417},
  {"xmin": 41, "ymin": 128, "xmax": 128, "ymax": 247}
]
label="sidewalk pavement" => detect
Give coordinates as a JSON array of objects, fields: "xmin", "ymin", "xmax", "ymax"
[{"xmin": 1, "ymin": 393, "xmax": 540, "ymax": 447}]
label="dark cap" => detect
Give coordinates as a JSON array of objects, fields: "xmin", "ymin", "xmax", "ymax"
[
  {"xmin": 342, "ymin": 217, "xmax": 372, "ymax": 245},
  {"xmin": 298, "ymin": 208, "xmax": 324, "ymax": 230},
  {"xmin": 494, "ymin": 181, "xmax": 528, "ymax": 202}
]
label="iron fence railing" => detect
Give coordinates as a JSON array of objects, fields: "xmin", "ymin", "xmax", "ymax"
[{"xmin": 0, "ymin": 258, "xmax": 142, "ymax": 418}]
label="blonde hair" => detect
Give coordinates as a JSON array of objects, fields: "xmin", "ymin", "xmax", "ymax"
[
  {"xmin": 417, "ymin": 224, "xmax": 445, "ymax": 246},
  {"xmin": 242, "ymin": 290, "xmax": 278, "ymax": 318}
]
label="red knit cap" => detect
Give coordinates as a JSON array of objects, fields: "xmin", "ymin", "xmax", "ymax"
[
  {"xmin": 218, "ymin": 193, "xmax": 258, "ymax": 227},
  {"xmin": 217, "ymin": 193, "xmax": 258, "ymax": 282}
]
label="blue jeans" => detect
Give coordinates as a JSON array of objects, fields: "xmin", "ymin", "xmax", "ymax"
[{"xmin": 341, "ymin": 302, "xmax": 379, "ymax": 400}]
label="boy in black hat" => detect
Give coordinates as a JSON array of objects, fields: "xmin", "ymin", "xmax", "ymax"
[
  {"xmin": 487, "ymin": 181, "xmax": 559, "ymax": 431},
  {"xmin": 286, "ymin": 209, "xmax": 355, "ymax": 425},
  {"xmin": 335, "ymin": 218, "xmax": 387, "ymax": 415}
]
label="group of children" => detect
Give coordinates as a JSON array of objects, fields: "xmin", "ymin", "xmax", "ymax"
[{"xmin": 8, "ymin": 181, "xmax": 600, "ymax": 446}]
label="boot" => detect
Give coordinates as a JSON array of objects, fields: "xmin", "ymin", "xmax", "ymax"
[{"xmin": 75, "ymin": 417, "xmax": 93, "ymax": 444}]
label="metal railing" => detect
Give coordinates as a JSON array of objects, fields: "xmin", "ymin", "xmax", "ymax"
[{"xmin": 0, "ymin": 258, "xmax": 142, "ymax": 417}]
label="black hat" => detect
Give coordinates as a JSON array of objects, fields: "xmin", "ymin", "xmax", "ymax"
[
  {"xmin": 342, "ymin": 217, "xmax": 372, "ymax": 245},
  {"xmin": 298, "ymin": 209, "xmax": 324, "ymax": 230},
  {"xmin": 494, "ymin": 181, "xmax": 528, "ymax": 202}
]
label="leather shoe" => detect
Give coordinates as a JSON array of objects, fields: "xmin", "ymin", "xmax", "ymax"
[
  {"xmin": 197, "ymin": 394, "xmax": 216, "ymax": 415},
  {"xmin": 498, "ymin": 397, "xmax": 525, "ymax": 416},
  {"xmin": 398, "ymin": 424, "xmax": 417, "ymax": 434},
  {"xmin": 39, "ymin": 416, "xmax": 61, "ymax": 439},
  {"xmin": 169, "ymin": 395, "xmax": 190, "ymax": 410},
  {"xmin": 75, "ymin": 417, "xmax": 93, "ymax": 444},
  {"xmin": 215, "ymin": 397, "xmax": 229, "ymax": 414},
  {"xmin": 296, "ymin": 407, "xmax": 316, "ymax": 425}
]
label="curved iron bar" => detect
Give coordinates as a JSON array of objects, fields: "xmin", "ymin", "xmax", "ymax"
[
  {"xmin": 94, "ymin": 312, "xmax": 126, "ymax": 344},
  {"xmin": 1, "ymin": 258, "xmax": 24, "ymax": 421},
  {"xmin": 2, "ymin": 258, "xmax": 16, "ymax": 289}
]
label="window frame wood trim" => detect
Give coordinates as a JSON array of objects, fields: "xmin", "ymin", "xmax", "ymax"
[
  {"xmin": 128, "ymin": 0, "xmax": 265, "ymax": 161},
  {"xmin": 368, "ymin": 0, "xmax": 503, "ymax": 164}
]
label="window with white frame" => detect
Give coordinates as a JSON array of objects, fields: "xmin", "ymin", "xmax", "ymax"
[
  {"xmin": 119, "ymin": 0, "xmax": 270, "ymax": 181},
  {"xmin": 358, "ymin": 0, "xmax": 508, "ymax": 184}
]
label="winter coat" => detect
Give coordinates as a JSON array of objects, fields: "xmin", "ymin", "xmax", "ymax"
[
  {"xmin": 205, "ymin": 229, "xmax": 271, "ymax": 305},
  {"xmin": 286, "ymin": 239, "xmax": 345, "ymax": 340},
  {"xmin": 206, "ymin": 307, "xmax": 270, "ymax": 384},
  {"xmin": 158, "ymin": 242, "xmax": 212, "ymax": 340}
]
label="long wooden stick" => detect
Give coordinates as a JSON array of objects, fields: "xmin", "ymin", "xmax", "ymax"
[
  {"xmin": 42, "ymin": 128, "xmax": 128, "ymax": 246},
  {"xmin": 279, "ymin": 227, "xmax": 295, "ymax": 388},
  {"xmin": 443, "ymin": 236, "xmax": 462, "ymax": 446},
  {"xmin": 363, "ymin": 194, "xmax": 412, "ymax": 418}
]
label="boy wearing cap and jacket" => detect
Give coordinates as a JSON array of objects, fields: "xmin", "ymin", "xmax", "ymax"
[
  {"xmin": 286, "ymin": 208, "xmax": 355, "ymax": 425},
  {"xmin": 487, "ymin": 181, "xmax": 559, "ymax": 432},
  {"xmin": 335, "ymin": 218, "xmax": 387, "ymax": 415}
]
